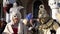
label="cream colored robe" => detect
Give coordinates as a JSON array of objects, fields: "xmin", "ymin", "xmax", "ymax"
[{"xmin": 2, "ymin": 21, "xmax": 27, "ymax": 34}]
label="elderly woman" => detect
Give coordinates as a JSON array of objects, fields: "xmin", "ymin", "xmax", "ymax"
[{"xmin": 2, "ymin": 11, "xmax": 27, "ymax": 34}]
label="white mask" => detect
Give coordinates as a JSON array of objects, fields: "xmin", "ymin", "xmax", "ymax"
[{"xmin": 13, "ymin": 2, "xmax": 17, "ymax": 7}]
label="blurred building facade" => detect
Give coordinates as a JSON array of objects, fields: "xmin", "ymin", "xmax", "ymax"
[
  {"xmin": 1, "ymin": 0, "xmax": 60, "ymax": 19},
  {"xmin": 16, "ymin": 0, "xmax": 51, "ymax": 18},
  {"xmin": 0, "ymin": 0, "xmax": 51, "ymax": 19}
]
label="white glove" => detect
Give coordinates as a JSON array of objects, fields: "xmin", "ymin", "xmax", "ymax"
[{"xmin": 28, "ymin": 27, "xmax": 33, "ymax": 30}]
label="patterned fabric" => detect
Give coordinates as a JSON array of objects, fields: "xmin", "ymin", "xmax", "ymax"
[{"xmin": 38, "ymin": 19, "xmax": 59, "ymax": 34}]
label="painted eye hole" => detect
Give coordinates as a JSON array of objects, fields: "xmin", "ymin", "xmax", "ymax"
[
  {"xmin": 41, "ymin": 6, "xmax": 43, "ymax": 8},
  {"xmin": 54, "ymin": 2, "xmax": 56, "ymax": 4},
  {"xmin": 14, "ymin": 16, "xmax": 16, "ymax": 17}
]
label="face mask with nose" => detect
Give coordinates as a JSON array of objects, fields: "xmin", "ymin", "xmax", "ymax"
[{"xmin": 10, "ymin": 11, "xmax": 21, "ymax": 25}]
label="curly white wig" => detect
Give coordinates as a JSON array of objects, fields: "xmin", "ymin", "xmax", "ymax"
[{"xmin": 10, "ymin": 11, "xmax": 21, "ymax": 22}]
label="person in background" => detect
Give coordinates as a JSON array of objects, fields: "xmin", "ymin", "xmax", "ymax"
[
  {"xmin": 56, "ymin": 12, "xmax": 60, "ymax": 34},
  {"xmin": 3, "ymin": 0, "xmax": 16, "ymax": 23},
  {"xmin": 23, "ymin": 13, "xmax": 33, "ymax": 34},
  {"xmin": 23, "ymin": 13, "xmax": 39, "ymax": 34},
  {"xmin": 3, "ymin": 0, "xmax": 16, "ymax": 13},
  {"xmin": 0, "ymin": 20, "xmax": 7, "ymax": 34},
  {"xmin": 2, "ymin": 10, "xmax": 27, "ymax": 34},
  {"xmin": 10, "ymin": 2, "xmax": 24, "ymax": 14},
  {"xmin": 48, "ymin": 0, "xmax": 59, "ymax": 20}
]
